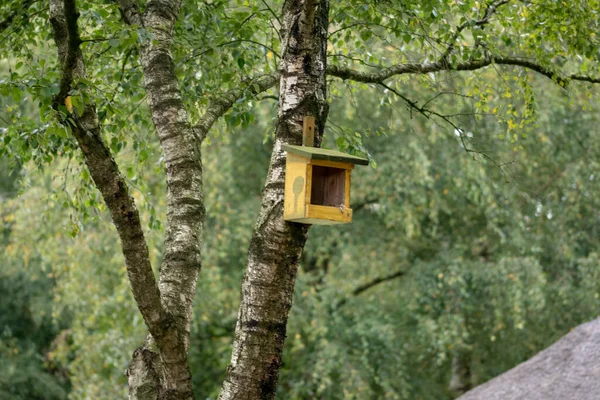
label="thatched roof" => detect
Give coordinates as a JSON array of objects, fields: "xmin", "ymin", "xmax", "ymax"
[{"xmin": 459, "ymin": 318, "xmax": 600, "ymax": 400}]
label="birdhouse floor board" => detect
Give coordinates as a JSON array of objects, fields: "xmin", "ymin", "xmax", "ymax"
[
  {"xmin": 306, "ymin": 204, "xmax": 352, "ymax": 223},
  {"xmin": 287, "ymin": 217, "xmax": 348, "ymax": 225}
]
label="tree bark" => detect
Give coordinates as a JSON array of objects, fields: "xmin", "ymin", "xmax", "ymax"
[
  {"xmin": 218, "ymin": 1, "xmax": 329, "ymax": 399},
  {"xmin": 50, "ymin": 0, "xmax": 193, "ymax": 397},
  {"xmin": 449, "ymin": 351, "xmax": 473, "ymax": 397},
  {"xmin": 127, "ymin": 337, "xmax": 160, "ymax": 400},
  {"xmin": 117, "ymin": 1, "xmax": 203, "ymax": 398},
  {"xmin": 49, "ymin": 0, "xmax": 165, "ymax": 334},
  {"xmin": 52, "ymin": 1, "xmax": 287, "ymax": 397}
]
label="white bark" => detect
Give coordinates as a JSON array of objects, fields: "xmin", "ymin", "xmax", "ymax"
[{"xmin": 218, "ymin": 1, "xmax": 330, "ymax": 399}]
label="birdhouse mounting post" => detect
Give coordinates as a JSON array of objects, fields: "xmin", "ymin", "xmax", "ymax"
[{"xmin": 302, "ymin": 116, "xmax": 315, "ymax": 147}]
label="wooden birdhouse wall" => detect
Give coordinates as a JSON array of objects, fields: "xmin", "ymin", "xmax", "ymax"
[{"xmin": 283, "ymin": 153, "xmax": 309, "ymax": 221}]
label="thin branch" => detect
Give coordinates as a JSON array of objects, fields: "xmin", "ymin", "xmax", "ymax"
[
  {"xmin": 225, "ymin": 39, "xmax": 281, "ymax": 58},
  {"xmin": 329, "ymin": 53, "xmax": 382, "ymax": 69},
  {"xmin": 260, "ymin": 0, "xmax": 281, "ymax": 25},
  {"xmin": 238, "ymin": 11, "xmax": 257, "ymax": 29},
  {"xmin": 257, "ymin": 94, "xmax": 279, "ymax": 101},
  {"xmin": 334, "ymin": 268, "xmax": 407, "ymax": 309},
  {"xmin": 0, "ymin": 0, "xmax": 37, "ymax": 33},
  {"xmin": 181, "ymin": 39, "xmax": 280, "ymax": 65},
  {"xmin": 80, "ymin": 36, "xmax": 111, "ymax": 43},
  {"xmin": 108, "ymin": 47, "xmax": 134, "ymax": 103},
  {"xmin": 327, "ymin": 55, "xmax": 600, "ymax": 86},
  {"xmin": 439, "ymin": 0, "xmax": 511, "ymax": 62},
  {"xmin": 477, "ymin": 0, "xmax": 512, "ymax": 27},
  {"xmin": 352, "ymin": 269, "xmax": 406, "ymax": 296},
  {"xmin": 1, "ymin": 6, "xmax": 48, "ymax": 48},
  {"xmin": 422, "ymin": 91, "xmax": 476, "ymax": 109},
  {"xmin": 379, "ymin": 82, "xmax": 424, "ymax": 117},
  {"xmin": 193, "ymin": 73, "xmax": 279, "ymax": 140},
  {"xmin": 378, "ymin": 82, "xmax": 514, "ymax": 176}
]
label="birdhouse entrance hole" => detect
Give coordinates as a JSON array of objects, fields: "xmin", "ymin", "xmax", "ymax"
[{"xmin": 310, "ymin": 165, "xmax": 345, "ymax": 207}]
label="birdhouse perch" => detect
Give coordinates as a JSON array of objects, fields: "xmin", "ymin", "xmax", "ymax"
[{"xmin": 283, "ymin": 117, "xmax": 369, "ymax": 225}]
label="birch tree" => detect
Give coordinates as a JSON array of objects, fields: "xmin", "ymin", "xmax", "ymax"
[{"xmin": 2, "ymin": 0, "xmax": 600, "ymax": 399}]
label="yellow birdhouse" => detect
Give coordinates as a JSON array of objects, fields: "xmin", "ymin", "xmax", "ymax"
[{"xmin": 283, "ymin": 117, "xmax": 369, "ymax": 225}]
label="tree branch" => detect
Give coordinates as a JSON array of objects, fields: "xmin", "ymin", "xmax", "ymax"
[
  {"xmin": 327, "ymin": 56, "xmax": 600, "ymax": 86},
  {"xmin": 114, "ymin": 1, "xmax": 203, "ymax": 397},
  {"xmin": 260, "ymin": 0, "xmax": 281, "ymax": 26},
  {"xmin": 352, "ymin": 198, "xmax": 379, "ymax": 213},
  {"xmin": 439, "ymin": 0, "xmax": 511, "ymax": 61},
  {"xmin": 115, "ymin": 5, "xmax": 205, "ymax": 396},
  {"xmin": 181, "ymin": 39, "xmax": 280, "ymax": 66},
  {"xmin": 116, "ymin": 0, "xmax": 142, "ymax": 25},
  {"xmin": 334, "ymin": 268, "xmax": 407, "ymax": 309},
  {"xmin": 0, "ymin": 0, "xmax": 37, "ymax": 33},
  {"xmin": 193, "ymin": 73, "xmax": 279, "ymax": 139},
  {"xmin": 352, "ymin": 269, "xmax": 406, "ymax": 296},
  {"xmin": 186, "ymin": 54, "xmax": 600, "ymax": 147},
  {"xmin": 377, "ymin": 81, "xmax": 514, "ymax": 173},
  {"xmin": 49, "ymin": 0, "xmax": 166, "ymax": 337},
  {"xmin": 186, "ymin": 56, "xmax": 600, "ymax": 142}
]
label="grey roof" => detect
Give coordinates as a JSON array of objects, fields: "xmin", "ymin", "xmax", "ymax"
[
  {"xmin": 282, "ymin": 144, "xmax": 369, "ymax": 166},
  {"xmin": 459, "ymin": 317, "xmax": 600, "ymax": 400}
]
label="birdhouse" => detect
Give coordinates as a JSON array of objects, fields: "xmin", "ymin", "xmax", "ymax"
[{"xmin": 283, "ymin": 117, "xmax": 369, "ymax": 225}]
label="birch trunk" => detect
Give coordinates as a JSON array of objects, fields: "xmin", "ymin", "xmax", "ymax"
[
  {"xmin": 449, "ymin": 351, "xmax": 473, "ymax": 396},
  {"xmin": 117, "ymin": 1, "xmax": 202, "ymax": 399},
  {"xmin": 218, "ymin": 1, "xmax": 330, "ymax": 399}
]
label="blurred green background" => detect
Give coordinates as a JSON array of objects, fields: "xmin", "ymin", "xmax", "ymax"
[{"xmin": 2, "ymin": 1, "xmax": 600, "ymax": 399}]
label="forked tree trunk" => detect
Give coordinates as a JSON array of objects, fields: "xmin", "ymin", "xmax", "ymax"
[
  {"xmin": 45, "ymin": 0, "xmax": 204, "ymax": 397},
  {"xmin": 218, "ymin": 1, "xmax": 329, "ymax": 399},
  {"xmin": 52, "ymin": 0, "xmax": 329, "ymax": 397}
]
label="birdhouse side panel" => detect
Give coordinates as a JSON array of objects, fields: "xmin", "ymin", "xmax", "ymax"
[
  {"xmin": 344, "ymin": 169, "xmax": 351, "ymax": 208},
  {"xmin": 284, "ymin": 154, "xmax": 309, "ymax": 221}
]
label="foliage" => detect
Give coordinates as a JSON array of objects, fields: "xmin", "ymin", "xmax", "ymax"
[
  {"xmin": 2, "ymin": 0, "xmax": 600, "ymax": 399},
  {"xmin": 0, "ymin": 161, "xmax": 70, "ymax": 399}
]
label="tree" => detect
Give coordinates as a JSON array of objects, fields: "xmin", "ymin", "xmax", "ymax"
[{"xmin": 2, "ymin": 0, "xmax": 600, "ymax": 398}]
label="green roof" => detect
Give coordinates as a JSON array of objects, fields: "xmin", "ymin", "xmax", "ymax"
[{"xmin": 282, "ymin": 144, "xmax": 369, "ymax": 166}]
